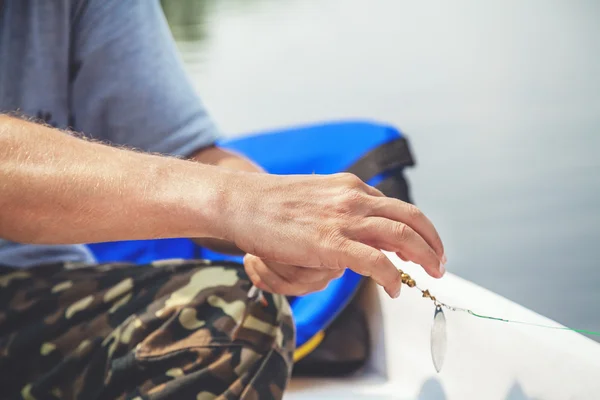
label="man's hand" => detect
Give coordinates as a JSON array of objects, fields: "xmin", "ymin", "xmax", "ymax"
[
  {"xmin": 221, "ymin": 172, "xmax": 446, "ymax": 299},
  {"xmin": 191, "ymin": 145, "xmax": 359, "ymax": 296},
  {"xmin": 188, "ymin": 145, "xmax": 446, "ymax": 299}
]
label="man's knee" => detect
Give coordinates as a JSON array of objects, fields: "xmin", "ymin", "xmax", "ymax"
[{"xmin": 129, "ymin": 263, "xmax": 296, "ymax": 399}]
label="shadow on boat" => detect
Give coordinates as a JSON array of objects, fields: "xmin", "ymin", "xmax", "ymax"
[
  {"xmin": 416, "ymin": 377, "xmax": 447, "ymax": 400},
  {"xmin": 416, "ymin": 378, "xmax": 541, "ymax": 400},
  {"xmin": 504, "ymin": 382, "xmax": 541, "ymax": 400}
]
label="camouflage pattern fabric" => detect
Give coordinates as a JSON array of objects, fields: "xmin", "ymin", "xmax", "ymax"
[{"xmin": 0, "ymin": 260, "xmax": 295, "ymax": 400}]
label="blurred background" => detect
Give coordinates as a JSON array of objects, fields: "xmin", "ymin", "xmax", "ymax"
[{"xmin": 160, "ymin": 0, "xmax": 600, "ymax": 339}]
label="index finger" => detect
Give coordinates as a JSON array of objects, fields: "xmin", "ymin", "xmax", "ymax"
[
  {"xmin": 370, "ymin": 198, "xmax": 445, "ymax": 261},
  {"xmin": 339, "ymin": 241, "xmax": 402, "ymax": 299}
]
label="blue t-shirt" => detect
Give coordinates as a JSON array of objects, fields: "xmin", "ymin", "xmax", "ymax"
[{"xmin": 0, "ymin": 0, "xmax": 222, "ymax": 267}]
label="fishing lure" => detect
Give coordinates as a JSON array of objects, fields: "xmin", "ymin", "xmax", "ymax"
[
  {"xmin": 397, "ymin": 269, "xmax": 600, "ymax": 373},
  {"xmin": 431, "ymin": 305, "xmax": 446, "ymax": 373}
]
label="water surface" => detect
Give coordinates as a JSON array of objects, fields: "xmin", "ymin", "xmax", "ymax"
[{"xmin": 163, "ymin": 0, "xmax": 600, "ymax": 338}]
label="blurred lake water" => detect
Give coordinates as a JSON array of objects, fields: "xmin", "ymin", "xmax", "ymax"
[{"xmin": 162, "ymin": 0, "xmax": 600, "ymax": 339}]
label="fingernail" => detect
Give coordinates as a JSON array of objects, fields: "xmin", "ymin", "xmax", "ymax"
[
  {"xmin": 441, "ymin": 254, "xmax": 447, "ymax": 265},
  {"xmin": 439, "ymin": 261, "xmax": 446, "ymax": 276},
  {"xmin": 393, "ymin": 287, "xmax": 401, "ymax": 299}
]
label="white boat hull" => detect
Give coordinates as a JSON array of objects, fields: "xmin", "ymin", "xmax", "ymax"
[{"xmin": 286, "ymin": 254, "xmax": 600, "ymax": 400}]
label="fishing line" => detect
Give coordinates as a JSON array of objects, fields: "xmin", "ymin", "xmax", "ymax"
[
  {"xmin": 463, "ymin": 309, "xmax": 600, "ymax": 336},
  {"xmin": 408, "ymin": 279, "xmax": 600, "ymax": 337},
  {"xmin": 427, "ymin": 291, "xmax": 600, "ymax": 336},
  {"xmin": 396, "ymin": 270, "xmax": 600, "ymax": 373}
]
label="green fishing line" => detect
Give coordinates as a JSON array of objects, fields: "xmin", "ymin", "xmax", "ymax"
[
  {"xmin": 465, "ymin": 310, "xmax": 600, "ymax": 337},
  {"xmin": 407, "ymin": 277, "xmax": 600, "ymax": 338}
]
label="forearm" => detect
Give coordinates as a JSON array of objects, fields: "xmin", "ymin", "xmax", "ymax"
[
  {"xmin": 188, "ymin": 145, "xmax": 263, "ymax": 255},
  {"xmin": 0, "ymin": 116, "xmax": 228, "ymax": 244}
]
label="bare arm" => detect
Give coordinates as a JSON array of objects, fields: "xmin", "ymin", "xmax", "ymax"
[
  {"xmin": 0, "ymin": 115, "xmax": 228, "ymax": 244},
  {"xmin": 0, "ymin": 115, "xmax": 446, "ymax": 298}
]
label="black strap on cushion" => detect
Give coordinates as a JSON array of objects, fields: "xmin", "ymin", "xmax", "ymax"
[
  {"xmin": 345, "ymin": 137, "xmax": 415, "ymax": 183},
  {"xmin": 344, "ymin": 136, "xmax": 415, "ymax": 203},
  {"xmin": 374, "ymin": 174, "xmax": 413, "ymax": 204}
]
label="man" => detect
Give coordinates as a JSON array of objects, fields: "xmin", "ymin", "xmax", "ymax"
[{"xmin": 0, "ymin": 1, "xmax": 446, "ymax": 399}]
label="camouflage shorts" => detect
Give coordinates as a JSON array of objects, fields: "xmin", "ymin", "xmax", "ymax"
[{"xmin": 0, "ymin": 260, "xmax": 295, "ymax": 400}]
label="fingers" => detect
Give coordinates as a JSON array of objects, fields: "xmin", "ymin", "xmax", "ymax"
[
  {"xmin": 337, "ymin": 242, "xmax": 402, "ymax": 298},
  {"xmin": 244, "ymin": 255, "xmax": 343, "ymax": 296},
  {"xmin": 345, "ymin": 174, "xmax": 445, "ymax": 269},
  {"xmin": 273, "ymin": 262, "xmax": 344, "ymax": 284},
  {"xmin": 370, "ymin": 197, "xmax": 445, "ymax": 261},
  {"xmin": 396, "ymin": 252, "xmax": 409, "ymax": 262},
  {"xmin": 235, "ymin": 171, "xmax": 445, "ymax": 303},
  {"xmin": 358, "ymin": 217, "xmax": 443, "ymax": 278}
]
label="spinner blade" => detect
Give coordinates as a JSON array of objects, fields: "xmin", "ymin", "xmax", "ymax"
[{"xmin": 431, "ymin": 305, "xmax": 447, "ymax": 373}]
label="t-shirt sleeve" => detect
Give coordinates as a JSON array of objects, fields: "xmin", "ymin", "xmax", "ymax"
[{"xmin": 69, "ymin": 0, "xmax": 221, "ymax": 156}]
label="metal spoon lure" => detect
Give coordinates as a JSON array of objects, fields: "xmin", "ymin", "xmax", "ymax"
[{"xmin": 431, "ymin": 304, "xmax": 447, "ymax": 373}]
